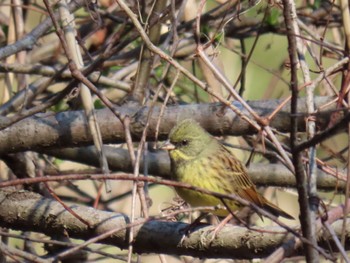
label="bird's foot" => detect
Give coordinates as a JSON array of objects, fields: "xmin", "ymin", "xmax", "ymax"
[
  {"xmin": 199, "ymin": 227, "xmax": 217, "ymax": 246},
  {"xmin": 200, "ymin": 214, "xmax": 233, "ymax": 245}
]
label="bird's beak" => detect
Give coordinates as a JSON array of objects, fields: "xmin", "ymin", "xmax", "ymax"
[{"xmin": 160, "ymin": 140, "xmax": 176, "ymax": 151}]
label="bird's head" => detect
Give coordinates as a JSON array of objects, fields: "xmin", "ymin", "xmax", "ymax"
[{"xmin": 161, "ymin": 119, "xmax": 214, "ymax": 162}]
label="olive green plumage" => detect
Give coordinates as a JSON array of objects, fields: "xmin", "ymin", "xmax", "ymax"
[{"xmin": 162, "ymin": 119, "xmax": 293, "ymax": 219}]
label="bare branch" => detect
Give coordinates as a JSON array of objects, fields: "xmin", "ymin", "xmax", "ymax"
[
  {"xmin": 0, "ymin": 189, "xmax": 348, "ymax": 259},
  {"xmin": 0, "ymin": 96, "xmax": 335, "ymax": 155}
]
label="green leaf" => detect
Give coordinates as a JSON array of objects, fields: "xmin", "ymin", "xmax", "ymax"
[{"xmin": 265, "ymin": 8, "xmax": 280, "ymax": 26}]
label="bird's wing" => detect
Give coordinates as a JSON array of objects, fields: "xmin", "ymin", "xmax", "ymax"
[
  {"xmin": 221, "ymin": 146, "xmax": 265, "ymax": 207},
  {"xmin": 231, "ymin": 170, "xmax": 264, "ymax": 207}
]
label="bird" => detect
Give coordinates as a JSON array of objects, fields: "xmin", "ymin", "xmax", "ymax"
[{"xmin": 161, "ymin": 119, "xmax": 294, "ymax": 220}]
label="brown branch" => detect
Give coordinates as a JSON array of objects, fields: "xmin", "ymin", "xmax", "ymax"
[
  {"xmin": 0, "ymin": 62, "xmax": 131, "ymax": 91},
  {"xmin": 42, "ymin": 146, "xmax": 347, "ymax": 191},
  {"xmin": 0, "ymin": 96, "xmax": 335, "ymax": 155},
  {"xmin": 283, "ymin": 0, "xmax": 319, "ymax": 260},
  {"xmin": 0, "ymin": 189, "xmax": 348, "ymax": 259}
]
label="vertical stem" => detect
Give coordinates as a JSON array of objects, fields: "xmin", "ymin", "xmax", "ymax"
[
  {"xmin": 282, "ymin": 0, "xmax": 319, "ymax": 261},
  {"xmin": 340, "ymin": 0, "xmax": 350, "ymax": 257}
]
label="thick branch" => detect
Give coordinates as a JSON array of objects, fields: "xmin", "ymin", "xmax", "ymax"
[
  {"xmin": 0, "ymin": 96, "xmax": 335, "ymax": 155},
  {"xmin": 0, "ymin": 189, "xmax": 348, "ymax": 259},
  {"xmin": 44, "ymin": 146, "xmax": 346, "ymax": 191}
]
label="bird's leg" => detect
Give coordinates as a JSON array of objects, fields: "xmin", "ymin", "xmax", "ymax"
[
  {"xmin": 200, "ymin": 213, "xmax": 234, "ymax": 245},
  {"xmin": 200, "ymin": 205, "xmax": 251, "ymax": 245},
  {"xmin": 212, "ymin": 213, "xmax": 233, "ymax": 235}
]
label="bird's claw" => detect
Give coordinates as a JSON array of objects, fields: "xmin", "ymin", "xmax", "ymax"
[{"xmin": 199, "ymin": 227, "xmax": 218, "ymax": 246}]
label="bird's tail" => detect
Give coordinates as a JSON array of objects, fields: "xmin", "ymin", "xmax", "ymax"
[{"xmin": 263, "ymin": 200, "xmax": 294, "ymax": 220}]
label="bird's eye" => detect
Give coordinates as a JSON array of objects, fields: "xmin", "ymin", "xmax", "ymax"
[
  {"xmin": 174, "ymin": 139, "xmax": 189, "ymax": 147},
  {"xmin": 181, "ymin": 139, "xmax": 189, "ymax": 146}
]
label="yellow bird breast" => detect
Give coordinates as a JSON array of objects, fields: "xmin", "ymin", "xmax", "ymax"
[{"xmin": 173, "ymin": 157, "xmax": 241, "ymax": 217}]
